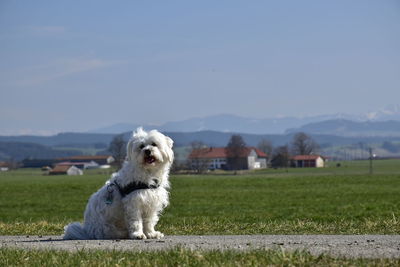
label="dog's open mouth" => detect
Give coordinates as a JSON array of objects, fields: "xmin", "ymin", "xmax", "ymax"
[{"xmin": 144, "ymin": 155, "xmax": 156, "ymax": 164}]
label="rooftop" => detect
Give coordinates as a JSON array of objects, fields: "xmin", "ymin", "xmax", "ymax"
[
  {"xmin": 291, "ymin": 155, "xmax": 326, "ymax": 160},
  {"xmin": 189, "ymin": 147, "xmax": 267, "ymax": 159},
  {"xmin": 49, "ymin": 165, "xmax": 74, "ymax": 173}
]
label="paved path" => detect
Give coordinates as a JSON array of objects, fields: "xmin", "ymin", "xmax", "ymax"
[{"xmin": 1, "ymin": 235, "xmax": 400, "ymax": 258}]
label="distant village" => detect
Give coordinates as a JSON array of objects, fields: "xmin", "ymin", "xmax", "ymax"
[
  {"xmin": 0, "ymin": 132, "xmax": 329, "ymax": 175},
  {"xmin": 3, "ymin": 155, "xmax": 116, "ymax": 175}
]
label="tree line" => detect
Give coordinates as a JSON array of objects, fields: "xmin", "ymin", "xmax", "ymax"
[{"xmin": 108, "ymin": 132, "xmax": 319, "ymax": 171}]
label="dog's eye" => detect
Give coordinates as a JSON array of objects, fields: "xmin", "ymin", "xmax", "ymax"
[
  {"xmin": 152, "ymin": 142, "xmax": 157, "ymax": 147},
  {"xmin": 139, "ymin": 144, "xmax": 145, "ymax": 149}
]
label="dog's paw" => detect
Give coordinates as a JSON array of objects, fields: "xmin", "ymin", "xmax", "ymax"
[
  {"xmin": 130, "ymin": 232, "xmax": 147, "ymax": 240},
  {"xmin": 145, "ymin": 231, "xmax": 164, "ymax": 239}
]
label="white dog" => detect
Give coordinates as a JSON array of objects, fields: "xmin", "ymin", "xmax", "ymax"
[{"xmin": 63, "ymin": 128, "xmax": 174, "ymax": 240}]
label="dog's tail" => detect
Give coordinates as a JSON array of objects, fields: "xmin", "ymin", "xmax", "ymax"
[{"xmin": 63, "ymin": 222, "xmax": 88, "ymax": 240}]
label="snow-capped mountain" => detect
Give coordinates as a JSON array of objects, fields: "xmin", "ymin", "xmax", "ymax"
[
  {"xmin": 88, "ymin": 105, "xmax": 400, "ymax": 135},
  {"xmin": 364, "ymin": 105, "xmax": 400, "ymax": 121}
]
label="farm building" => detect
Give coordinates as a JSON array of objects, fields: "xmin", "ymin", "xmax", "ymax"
[
  {"xmin": 0, "ymin": 161, "xmax": 10, "ymax": 171},
  {"xmin": 49, "ymin": 165, "xmax": 83, "ymax": 175},
  {"xmin": 189, "ymin": 147, "xmax": 267, "ymax": 170},
  {"xmin": 291, "ymin": 155, "xmax": 327, "ymax": 168}
]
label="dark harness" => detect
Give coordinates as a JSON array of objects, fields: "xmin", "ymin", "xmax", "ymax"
[{"xmin": 105, "ymin": 179, "xmax": 159, "ymax": 204}]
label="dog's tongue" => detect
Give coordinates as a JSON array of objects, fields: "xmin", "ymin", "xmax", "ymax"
[{"xmin": 145, "ymin": 156, "xmax": 156, "ymax": 164}]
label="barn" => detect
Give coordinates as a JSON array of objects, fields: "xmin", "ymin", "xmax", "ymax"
[
  {"xmin": 291, "ymin": 155, "xmax": 326, "ymax": 168},
  {"xmin": 49, "ymin": 165, "xmax": 83, "ymax": 175}
]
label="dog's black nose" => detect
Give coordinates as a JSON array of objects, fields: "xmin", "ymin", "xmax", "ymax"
[{"xmin": 144, "ymin": 149, "xmax": 151, "ymax": 156}]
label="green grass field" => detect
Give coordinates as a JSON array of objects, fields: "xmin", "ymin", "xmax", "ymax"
[
  {"xmin": 1, "ymin": 160, "xmax": 400, "ymax": 265},
  {"xmin": 1, "ymin": 247, "xmax": 400, "ymax": 267}
]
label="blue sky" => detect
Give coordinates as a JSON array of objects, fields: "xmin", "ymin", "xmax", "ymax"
[{"xmin": 1, "ymin": 0, "xmax": 399, "ymax": 135}]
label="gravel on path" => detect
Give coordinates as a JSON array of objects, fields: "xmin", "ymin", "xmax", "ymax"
[{"xmin": 1, "ymin": 235, "xmax": 400, "ymax": 259}]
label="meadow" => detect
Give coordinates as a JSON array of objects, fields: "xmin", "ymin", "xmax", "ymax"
[{"xmin": 1, "ymin": 159, "xmax": 400, "ymax": 265}]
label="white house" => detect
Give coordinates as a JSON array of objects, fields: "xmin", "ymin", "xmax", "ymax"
[
  {"xmin": 0, "ymin": 162, "xmax": 10, "ymax": 171},
  {"xmin": 189, "ymin": 147, "xmax": 268, "ymax": 170}
]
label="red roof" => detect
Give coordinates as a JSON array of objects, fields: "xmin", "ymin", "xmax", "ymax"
[
  {"xmin": 245, "ymin": 147, "xmax": 267, "ymax": 158},
  {"xmin": 0, "ymin": 162, "xmax": 10, "ymax": 168},
  {"xmin": 189, "ymin": 147, "xmax": 226, "ymax": 159},
  {"xmin": 189, "ymin": 147, "xmax": 267, "ymax": 159},
  {"xmin": 49, "ymin": 165, "xmax": 73, "ymax": 173},
  {"xmin": 291, "ymin": 155, "xmax": 325, "ymax": 160}
]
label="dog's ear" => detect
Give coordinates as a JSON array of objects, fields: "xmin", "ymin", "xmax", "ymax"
[
  {"xmin": 164, "ymin": 148, "xmax": 174, "ymax": 164},
  {"xmin": 165, "ymin": 136, "xmax": 173, "ymax": 149},
  {"xmin": 126, "ymin": 128, "xmax": 146, "ymax": 161},
  {"xmin": 164, "ymin": 136, "xmax": 174, "ymax": 164}
]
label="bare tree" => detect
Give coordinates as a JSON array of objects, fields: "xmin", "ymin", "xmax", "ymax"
[
  {"xmin": 257, "ymin": 139, "xmax": 273, "ymax": 162},
  {"xmin": 290, "ymin": 132, "xmax": 319, "ymax": 155},
  {"xmin": 108, "ymin": 134, "xmax": 127, "ymax": 169},
  {"xmin": 188, "ymin": 141, "xmax": 211, "ymax": 173},
  {"xmin": 271, "ymin": 145, "xmax": 290, "ymax": 168},
  {"xmin": 225, "ymin": 134, "xmax": 247, "ymax": 170},
  {"xmin": 170, "ymin": 149, "xmax": 184, "ymax": 173}
]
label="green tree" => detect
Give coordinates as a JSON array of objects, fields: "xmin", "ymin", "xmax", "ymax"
[
  {"xmin": 271, "ymin": 145, "xmax": 290, "ymax": 168},
  {"xmin": 188, "ymin": 141, "xmax": 211, "ymax": 173},
  {"xmin": 108, "ymin": 134, "xmax": 127, "ymax": 169},
  {"xmin": 225, "ymin": 135, "xmax": 247, "ymax": 170},
  {"xmin": 257, "ymin": 138, "xmax": 273, "ymax": 162}
]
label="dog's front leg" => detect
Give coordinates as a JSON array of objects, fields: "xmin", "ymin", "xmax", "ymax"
[
  {"xmin": 143, "ymin": 212, "xmax": 164, "ymax": 239},
  {"xmin": 124, "ymin": 205, "xmax": 147, "ymax": 240}
]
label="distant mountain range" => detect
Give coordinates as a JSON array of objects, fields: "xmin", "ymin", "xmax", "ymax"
[
  {"xmin": 1, "ymin": 128, "xmax": 399, "ymax": 147},
  {"xmin": 0, "ymin": 142, "xmax": 82, "ymax": 161},
  {"xmin": 1, "ymin": 105, "xmax": 400, "ymax": 161},
  {"xmin": 89, "ymin": 105, "xmax": 400, "ymax": 135},
  {"xmin": 287, "ymin": 119, "xmax": 400, "ymax": 137},
  {"xmin": 0, "ymin": 132, "xmax": 115, "ymax": 147},
  {"xmin": 90, "ymin": 114, "xmax": 357, "ymax": 134}
]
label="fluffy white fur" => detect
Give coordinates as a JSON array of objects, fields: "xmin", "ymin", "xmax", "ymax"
[{"xmin": 63, "ymin": 128, "xmax": 174, "ymax": 240}]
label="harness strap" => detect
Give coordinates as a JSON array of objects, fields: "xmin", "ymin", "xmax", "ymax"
[{"xmin": 113, "ymin": 179, "xmax": 159, "ymax": 198}]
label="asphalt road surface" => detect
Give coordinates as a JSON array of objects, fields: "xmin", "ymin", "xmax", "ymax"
[{"xmin": 1, "ymin": 235, "xmax": 400, "ymax": 258}]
